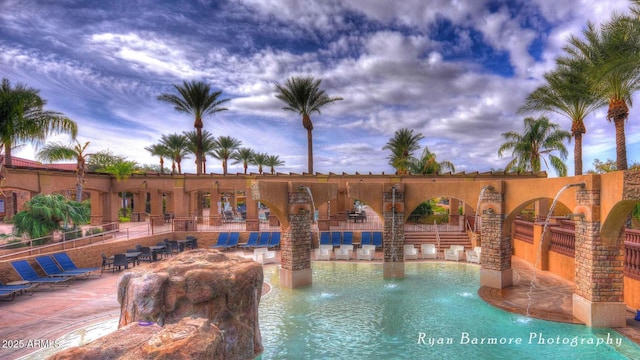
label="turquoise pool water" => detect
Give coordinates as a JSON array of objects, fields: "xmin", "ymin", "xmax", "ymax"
[{"xmin": 258, "ymin": 262, "xmax": 640, "ymax": 359}]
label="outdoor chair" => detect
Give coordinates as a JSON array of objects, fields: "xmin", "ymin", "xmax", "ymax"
[
  {"xmin": 420, "ymin": 244, "xmax": 438, "ymax": 259},
  {"xmin": 256, "ymin": 232, "xmax": 271, "ymax": 248},
  {"xmin": 268, "ymin": 232, "xmax": 281, "ymax": 249},
  {"xmin": 466, "ymin": 246, "xmax": 481, "ymax": 264},
  {"xmin": 52, "ymin": 253, "xmax": 101, "ymax": 275},
  {"xmin": 357, "ymin": 245, "xmax": 376, "ymax": 261},
  {"xmin": 252, "ymin": 248, "xmax": 277, "ymax": 264},
  {"xmin": 137, "ymin": 247, "xmax": 153, "ymax": 263},
  {"xmin": 404, "ymin": 245, "xmax": 419, "ymax": 260},
  {"xmin": 342, "ymin": 232, "xmax": 353, "ymax": 246},
  {"xmin": 11, "ymin": 260, "xmax": 71, "ymax": 288},
  {"xmin": 319, "ymin": 232, "xmax": 331, "ymax": 246},
  {"xmin": 335, "ymin": 244, "xmax": 353, "ymax": 260},
  {"xmin": 225, "ymin": 232, "xmax": 240, "ymax": 249},
  {"xmin": 331, "ymin": 232, "xmax": 342, "ymax": 247},
  {"xmin": 211, "ymin": 232, "xmax": 229, "ymax": 249},
  {"xmin": 360, "ymin": 232, "xmax": 372, "ymax": 246},
  {"xmin": 241, "ymin": 232, "xmax": 259, "ymax": 249},
  {"xmin": 36, "ymin": 256, "xmax": 92, "ymax": 279},
  {"xmin": 112, "ymin": 254, "xmax": 130, "ymax": 272},
  {"xmin": 444, "ymin": 245, "xmax": 465, "ymax": 261},
  {"xmin": 372, "ymin": 232, "xmax": 383, "ymax": 248},
  {"xmin": 314, "ymin": 245, "xmax": 332, "ymax": 261},
  {"xmin": 0, "ymin": 280, "xmax": 34, "ymax": 296},
  {"xmin": 101, "ymin": 253, "xmax": 114, "ymax": 271}
]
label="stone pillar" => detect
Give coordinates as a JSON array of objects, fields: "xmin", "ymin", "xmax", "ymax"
[
  {"xmin": 479, "ymin": 188, "xmax": 512, "ymax": 289},
  {"xmin": 280, "ymin": 189, "xmax": 313, "ymax": 288},
  {"xmin": 573, "ymin": 188, "xmax": 626, "ymax": 327},
  {"xmin": 383, "ymin": 184, "xmax": 405, "ymax": 279}
]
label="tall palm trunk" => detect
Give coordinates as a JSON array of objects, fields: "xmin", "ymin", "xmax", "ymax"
[
  {"xmin": 608, "ymin": 98, "xmax": 628, "ymax": 170},
  {"xmin": 574, "ymin": 133, "xmax": 583, "ymax": 176},
  {"xmin": 572, "ymin": 121, "xmax": 586, "ymax": 176},
  {"xmin": 195, "ymin": 119, "xmax": 203, "ymax": 175},
  {"xmin": 303, "ymin": 113, "xmax": 313, "ymax": 174},
  {"xmin": 4, "ymin": 140, "xmax": 12, "ymax": 166}
]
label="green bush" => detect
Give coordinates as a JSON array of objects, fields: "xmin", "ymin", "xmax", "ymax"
[
  {"xmin": 62, "ymin": 227, "xmax": 82, "ymax": 241},
  {"xmin": 5, "ymin": 237, "xmax": 25, "ymax": 249},
  {"xmin": 84, "ymin": 227, "xmax": 103, "ymax": 236}
]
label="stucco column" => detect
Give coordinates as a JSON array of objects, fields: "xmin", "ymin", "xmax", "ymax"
[
  {"xmin": 102, "ymin": 191, "xmax": 120, "ymax": 223},
  {"xmin": 479, "ymin": 189, "xmax": 512, "ymax": 289},
  {"xmin": 172, "ymin": 179, "xmax": 189, "ymax": 217},
  {"xmin": 89, "ymin": 190, "xmax": 103, "ymax": 225},
  {"xmin": 383, "ymin": 183, "xmax": 405, "ymax": 279},
  {"xmin": 573, "ymin": 188, "xmax": 626, "ymax": 327},
  {"xmin": 280, "ymin": 189, "xmax": 313, "ymax": 288},
  {"xmin": 131, "ymin": 191, "xmax": 146, "ymax": 222}
]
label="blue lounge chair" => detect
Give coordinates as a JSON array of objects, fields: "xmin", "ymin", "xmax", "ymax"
[
  {"xmin": 225, "ymin": 232, "xmax": 240, "ymax": 249},
  {"xmin": 331, "ymin": 232, "xmax": 342, "ymax": 247},
  {"xmin": 52, "ymin": 253, "xmax": 101, "ymax": 275},
  {"xmin": 342, "ymin": 232, "xmax": 353, "ymax": 246},
  {"xmin": 319, "ymin": 232, "xmax": 330, "ymax": 246},
  {"xmin": 241, "ymin": 232, "xmax": 259, "ymax": 248},
  {"xmin": 36, "ymin": 256, "xmax": 92, "ymax": 279},
  {"xmin": 361, "ymin": 232, "xmax": 372, "ymax": 246},
  {"xmin": 256, "ymin": 232, "xmax": 271, "ymax": 247},
  {"xmin": 211, "ymin": 232, "xmax": 229, "ymax": 249},
  {"xmin": 372, "ymin": 232, "xmax": 383, "ymax": 248},
  {"xmin": 0, "ymin": 289, "xmax": 20, "ymax": 301},
  {"xmin": 11, "ymin": 260, "xmax": 71, "ymax": 288},
  {"xmin": 268, "ymin": 232, "xmax": 281, "ymax": 249},
  {"xmin": 0, "ymin": 280, "xmax": 33, "ymax": 293}
]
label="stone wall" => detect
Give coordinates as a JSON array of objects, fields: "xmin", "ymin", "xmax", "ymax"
[{"xmin": 281, "ymin": 191, "xmax": 312, "ymax": 272}]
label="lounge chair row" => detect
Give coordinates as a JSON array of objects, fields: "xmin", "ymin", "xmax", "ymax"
[
  {"xmin": 2, "ymin": 253, "xmax": 102, "ymax": 300},
  {"xmin": 211, "ymin": 232, "xmax": 281, "ymax": 250},
  {"xmin": 401, "ymin": 244, "xmax": 481, "ymax": 263},
  {"xmin": 318, "ymin": 231, "xmax": 383, "ymax": 248},
  {"xmin": 315, "ymin": 244, "xmax": 377, "ymax": 261}
]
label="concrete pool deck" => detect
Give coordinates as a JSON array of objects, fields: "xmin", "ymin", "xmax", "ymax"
[{"xmin": 1, "ymin": 253, "xmax": 639, "ymax": 359}]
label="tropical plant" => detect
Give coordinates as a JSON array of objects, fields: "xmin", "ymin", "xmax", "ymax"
[
  {"xmin": 209, "ymin": 135, "xmax": 242, "ymax": 175},
  {"xmin": 144, "ymin": 143, "xmax": 170, "ymax": 174},
  {"xmin": 265, "ymin": 154, "xmax": 285, "ymax": 174},
  {"xmin": 519, "ymin": 61, "xmax": 606, "ymax": 175},
  {"xmin": 160, "ymin": 133, "xmax": 190, "ymax": 174},
  {"xmin": 408, "ymin": 147, "xmax": 455, "ymax": 175},
  {"xmin": 251, "ymin": 152, "xmax": 268, "ymax": 174},
  {"xmin": 498, "ymin": 116, "xmax": 571, "ymax": 176},
  {"xmin": 231, "ymin": 147, "xmax": 255, "ymax": 174},
  {"xmin": 561, "ymin": 12, "xmax": 640, "ymax": 171},
  {"xmin": 37, "ymin": 140, "xmax": 92, "ymax": 202},
  {"xmin": 12, "ymin": 194, "xmax": 89, "ymax": 240},
  {"xmin": 274, "ymin": 76, "xmax": 343, "ymax": 174},
  {"xmin": 382, "ymin": 128, "xmax": 424, "ymax": 174},
  {"xmin": 87, "ymin": 149, "xmax": 125, "ymax": 171},
  {"xmin": 184, "ymin": 129, "xmax": 216, "ymax": 173},
  {"xmin": 0, "ymin": 78, "xmax": 78, "ymax": 166},
  {"xmin": 157, "ymin": 80, "xmax": 229, "ymax": 175}
]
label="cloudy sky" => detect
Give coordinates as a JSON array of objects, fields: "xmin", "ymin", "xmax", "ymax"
[{"xmin": 1, "ymin": 0, "xmax": 639, "ymax": 176}]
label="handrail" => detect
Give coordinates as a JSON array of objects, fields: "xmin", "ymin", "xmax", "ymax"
[
  {"xmin": 434, "ymin": 220, "xmax": 441, "ymax": 254},
  {"xmin": 0, "ymin": 222, "xmax": 121, "ymax": 259}
]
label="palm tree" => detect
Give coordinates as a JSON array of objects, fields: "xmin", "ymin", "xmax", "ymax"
[
  {"xmin": 498, "ymin": 116, "xmax": 571, "ymax": 176},
  {"xmin": 409, "ymin": 147, "xmax": 455, "ymax": 175},
  {"xmin": 37, "ymin": 140, "xmax": 92, "ymax": 202},
  {"xmin": 251, "ymin": 152, "xmax": 268, "ymax": 174},
  {"xmin": 184, "ymin": 129, "xmax": 216, "ymax": 173},
  {"xmin": 209, "ymin": 135, "xmax": 242, "ymax": 175},
  {"xmin": 0, "ymin": 78, "xmax": 77, "ymax": 166},
  {"xmin": 274, "ymin": 76, "xmax": 343, "ymax": 174},
  {"xmin": 87, "ymin": 150, "xmax": 125, "ymax": 171},
  {"xmin": 519, "ymin": 61, "xmax": 606, "ymax": 175},
  {"xmin": 382, "ymin": 128, "xmax": 424, "ymax": 174},
  {"xmin": 160, "ymin": 133, "xmax": 190, "ymax": 174},
  {"xmin": 265, "ymin": 154, "xmax": 285, "ymax": 174},
  {"xmin": 157, "ymin": 80, "xmax": 229, "ymax": 175},
  {"xmin": 561, "ymin": 13, "xmax": 640, "ymax": 170},
  {"xmin": 144, "ymin": 143, "xmax": 170, "ymax": 174},
  {"xmin": 231, "ymin": 147, "xmax": 255, "ymax": 174}
]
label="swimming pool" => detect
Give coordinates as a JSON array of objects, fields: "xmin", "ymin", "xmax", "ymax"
[{"xmin": 258, "ymin": 262, "xmax": 640, "ymax": 359}]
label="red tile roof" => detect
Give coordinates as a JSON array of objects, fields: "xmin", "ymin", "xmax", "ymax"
[{"xmin": 2, "ymin": 156, "xmax": 76, "ymax": 171}]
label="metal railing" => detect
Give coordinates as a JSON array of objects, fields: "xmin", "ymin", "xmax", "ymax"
[{"xmin": 0, "ymin": 222, "xmax": 121, "ymax": 259}]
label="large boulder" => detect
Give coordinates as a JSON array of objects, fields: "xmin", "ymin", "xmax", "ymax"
[{"xmin": 51, "ymin": 249, "xmax": 264, "ymax": 360}]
